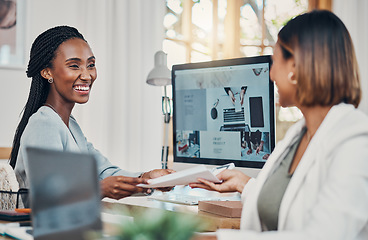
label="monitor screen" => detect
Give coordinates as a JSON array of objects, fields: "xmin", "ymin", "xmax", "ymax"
[{"xmin": 172, "ymin": 55, "xmax": 275, "ymax": 172}]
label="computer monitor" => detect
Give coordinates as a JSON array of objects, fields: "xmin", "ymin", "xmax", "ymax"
[{"xmin": 172, "ymin": 55, "xmax": 275, "ymax": 178}]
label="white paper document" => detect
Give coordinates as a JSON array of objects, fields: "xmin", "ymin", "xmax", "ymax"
[
  {"xmin": 138, "ymin": 165, "xmax": 222, "ymax": 188},
  {"xmin": 0, "ymin": 223, "xmax": 33, "ymax": 240}
]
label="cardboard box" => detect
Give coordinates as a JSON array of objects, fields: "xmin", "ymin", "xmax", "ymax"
[{"xmin": 198, "ymin": 201, "xmax": 242, "ymax": 218}]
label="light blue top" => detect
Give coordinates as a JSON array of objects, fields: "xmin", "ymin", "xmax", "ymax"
[{"xmin": 15, "ymin": 106, "xmax": 140, "ymax": 190}]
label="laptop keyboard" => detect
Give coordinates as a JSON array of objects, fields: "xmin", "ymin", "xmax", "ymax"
[{"xmin": 148, "ymin": 192, "xmax": 240, "ymax": 205}]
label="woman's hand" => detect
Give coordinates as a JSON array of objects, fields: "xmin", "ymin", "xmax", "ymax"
[
  {"xmin": 140, "ymin": 168, "xmax": 175, "ymax": 179},
  {"xmin": 141, "ymin": 169, "xmax": 176, "ymax": 192},
  {"xmin": 100, "ymin": 176, "xmax": 149, "ymax": 200},
  {"xmin": 189, "ymin": 169, "xmax": 251, "ymax": 193}
]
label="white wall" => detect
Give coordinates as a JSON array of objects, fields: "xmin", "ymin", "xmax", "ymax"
[
  {"xmin": 0, "ymin": 68, "xmax": 28, "ymax": 146},
  {"xmin": 333, "ymin": 0, "xmax": 368, "ymax": 115}
]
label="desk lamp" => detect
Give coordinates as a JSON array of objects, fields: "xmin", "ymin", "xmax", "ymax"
[{"xmin": 146, "ymin": 51, "xmax": 171, "ymax": 169}]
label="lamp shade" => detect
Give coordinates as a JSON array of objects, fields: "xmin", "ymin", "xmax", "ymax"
[{"xmin": 146, "ymin": 51, "xmax": 171, "ymax": 86}]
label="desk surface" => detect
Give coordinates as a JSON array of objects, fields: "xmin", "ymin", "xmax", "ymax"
[
  {"xmin": 102, "ymin": 196, "xmax": 241, "ymax": 231},
  {"xmin": 0, "ymin": 197, "xmax": 240, "ymax": 239}
]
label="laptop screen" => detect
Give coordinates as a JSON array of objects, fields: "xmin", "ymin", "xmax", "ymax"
[{"xmin": 25, "ymin": 147, "xmax": 102, "ymax": 240}]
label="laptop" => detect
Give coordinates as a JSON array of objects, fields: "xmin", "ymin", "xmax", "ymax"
[{"xmin": 22, "ymin": 147, "xmax": 102, "ymax": 240}]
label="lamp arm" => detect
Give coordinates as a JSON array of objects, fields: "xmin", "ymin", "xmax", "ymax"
[{"xmin": 161, "ymin": 85, "xmax": 171, "ymax": 169}]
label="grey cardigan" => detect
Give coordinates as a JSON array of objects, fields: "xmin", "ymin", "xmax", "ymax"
[{"xmin": 15, "ymin": 106, "xmax": 140, "ymax": 190}]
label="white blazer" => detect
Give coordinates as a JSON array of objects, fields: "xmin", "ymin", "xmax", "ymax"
[{"xmin": 217, "ymin": 103, "xmax": 368, "ymax": 240}]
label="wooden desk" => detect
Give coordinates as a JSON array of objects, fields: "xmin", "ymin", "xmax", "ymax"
[
  {"xmin": 101, "ymin": 196, "xmax": 241, "ymax": 232},
  {"xmin": 0, "ymin": 197, "xmax": 240, "ymax": 239}
]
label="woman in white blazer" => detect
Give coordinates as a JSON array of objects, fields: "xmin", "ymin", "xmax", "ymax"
[{"xmin": 191, "ymin": 10, "xmax": 368, "ymax": 240}]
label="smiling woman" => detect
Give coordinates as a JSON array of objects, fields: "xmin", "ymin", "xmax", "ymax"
[
  {"xmin": 9, "ymin": 26, "xmax": 174, "ymax": 207},
  {"xmin": 39, "ymin": 38, "xmax": 97, "ymax": 126}
]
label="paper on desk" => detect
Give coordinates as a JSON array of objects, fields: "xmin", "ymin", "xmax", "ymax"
[
  {"xmin": 3, "ymin": 224, "xmax": 33, "ymax": 240},
  {"xmin": 137, "ymin": 165, "xmax": 221, "ymax": 188}
]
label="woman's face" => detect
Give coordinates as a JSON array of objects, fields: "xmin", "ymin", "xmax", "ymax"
[
  {"xmin": 46, "ymin": 38, "xmax": 97, "ymax": 105},
  {"xmin": 270, "ymin": 42, "xmax": 297, "ymax": 108}
]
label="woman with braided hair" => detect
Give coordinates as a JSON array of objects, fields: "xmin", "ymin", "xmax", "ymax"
[{"xmin": 10, "ymin": 26, "xmax": 173, "ymax": 207}]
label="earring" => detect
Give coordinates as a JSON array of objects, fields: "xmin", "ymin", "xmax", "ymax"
[
  {"xmin": 288, "ymin": 72, "xmax": 297, "ymax": 85},
  {"xmin": 48, "ymin": 78, "xmax": 53, "ymax": 84}
]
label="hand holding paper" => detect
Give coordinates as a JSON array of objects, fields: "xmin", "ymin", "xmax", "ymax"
[
  {"xmin": 137, "ymin": 164, "xmax": 234, "ymax": 189},
  {"xmin": 189, "ymin": 168, "xmax": 251, "ymax": 193}
]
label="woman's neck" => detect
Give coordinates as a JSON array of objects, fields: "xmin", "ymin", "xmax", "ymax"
[
  {"xmin": 299, "ymin": 105, "xmax": 332, "ymax": 140},
  {"xmin": 44, "ymin": 99, "xmax": 74, "ymax": 127}
]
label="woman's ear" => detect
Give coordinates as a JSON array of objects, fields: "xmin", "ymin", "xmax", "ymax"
[
  {"xmin": 40, "ymin": 69, "xmax": 51, "ymax": 79},
  {"xmin": 288, "ymin": 56, "xmax": 296, "ymax": 73}
]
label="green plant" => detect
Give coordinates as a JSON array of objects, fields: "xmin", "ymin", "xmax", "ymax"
[{"xmin": 117, "ymin": 208, "xmax": 207, "ymax": 240}]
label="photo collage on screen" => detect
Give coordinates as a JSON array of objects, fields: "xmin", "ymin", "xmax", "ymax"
[{"xmin": 175, "ymin": 63, "xmax": 271, "ymax": 163}]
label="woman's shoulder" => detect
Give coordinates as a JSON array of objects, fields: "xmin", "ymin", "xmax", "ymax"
[
  {"xmin": 19, "ymin": 107, "xmax": 71, "ymax": 155},
  {"xmin": 320, "ymin": 103, "xmax": 368, "ymax": 149},
  {"xmin": 28, "ymin": 106, "xmax": 64, "ymax": 126},
  {"xmin": 329, "ymin": 103, "xmax": 368, "ymax": 130},
  {"xmin": 23, "ymin": 106, "xmax": 66, "ymax": 137}
]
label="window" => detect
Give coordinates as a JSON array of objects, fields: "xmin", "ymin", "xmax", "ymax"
[
  {"xmin": 164, "ymin": 0, "xmax": 308, "ymax": 64},
  {"xmin": 163, "ymin": 0, "xmax": 309, "ymax": 142}
]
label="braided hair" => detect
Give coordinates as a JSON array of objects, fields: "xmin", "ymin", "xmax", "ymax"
[{"xmin": 9, "ymin": 26, "xmax": 86, "ymax": 168}]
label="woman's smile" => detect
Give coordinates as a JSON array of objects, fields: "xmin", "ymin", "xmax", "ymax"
[{"xmin": 73, "ymin": 84, "xmax": 91, "ymax": 95}]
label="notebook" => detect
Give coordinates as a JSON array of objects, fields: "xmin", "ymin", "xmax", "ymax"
[{"xmin": 23, "ymin": 147, "xmax": 102, "ymax": 240}]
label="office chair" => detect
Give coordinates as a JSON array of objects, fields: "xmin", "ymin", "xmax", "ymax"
[{"xmin": 0, "ymin": 163, "xmax": 24, "ymax": 210}]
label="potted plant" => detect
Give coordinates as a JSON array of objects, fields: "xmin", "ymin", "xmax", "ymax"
[{"xmin": 87, "ymin": 208, "xmax": 208, "ymax": 240}]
